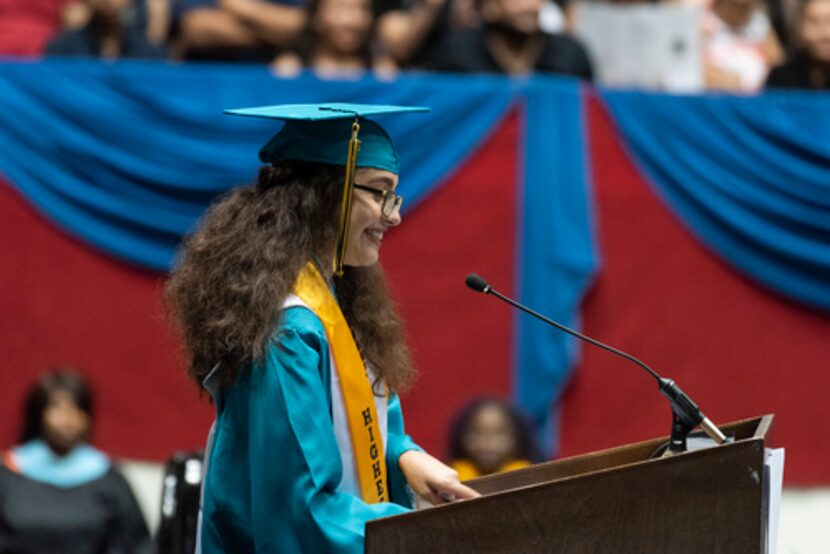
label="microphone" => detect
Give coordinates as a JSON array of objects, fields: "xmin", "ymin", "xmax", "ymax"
[
  {"xmin": 465, "ymin": 273, "xmax": 727, "ymax": 452},
  {"xmin": 465, "ymin": 273, "xmax": 490, "ymax": 294}
]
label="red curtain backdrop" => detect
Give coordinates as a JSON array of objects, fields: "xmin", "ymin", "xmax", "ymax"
[
  {"xmin": 2, "ymin": 100, "xmax": 828, "ymax": 485},
  {"xmin": 0, "ymin": 179, "xmax": 213, "ymax": 459},
  {"xmin": 385, "ymin": 113, "xmax": 518, "ymax": 459},
  {"xmin": 560, "ymin": 96, "xmax": 830, "ymax": 485}
]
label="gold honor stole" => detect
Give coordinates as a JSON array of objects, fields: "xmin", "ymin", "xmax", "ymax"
[{"xmin": 292, "ymin": 261, "xmax": 388, "ymax": 503}]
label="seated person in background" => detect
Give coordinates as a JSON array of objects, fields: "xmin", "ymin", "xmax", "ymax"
[
  {"xmin": 766, "ymin": 0, "xmax": 830, "ymax": 88},
  {"xmin": 0, "ymin": 369, "xmax": 151, "ymax": 554},
  {"xmin": 375, "ymin": 0, "xmax": 454, "ymax": 70},
  {"xmin": 703, "ymin": 0, "xmax": 784, "ymax": 91},
  {"xmin": 272, "ymin": 0, "xmax": 393, "ymax": 76},
  {"xmin": 448, "ymin": 397, "xmax": 541, "ymax": 481},
  {"xmin": 45, "ymin": 0, "xmax": 167, "ymax": 59},
  {"xmin": 176, "ymin": 0, "xmax": 306, "ymax": 61},
  {"xmin": 437, "ymin": 0, "xmax": 594, "ymax": 79},
  {"xmin": 60, "ymin": 0, "xmax": 171, "ymax": 45}
]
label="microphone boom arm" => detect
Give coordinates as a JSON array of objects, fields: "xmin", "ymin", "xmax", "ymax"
[{"xmin": 469, "ymin": 275, "xmax": 727, "ymax": 452}]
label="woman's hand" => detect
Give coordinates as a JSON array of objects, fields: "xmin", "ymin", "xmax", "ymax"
[{"xmin": 398, "ymin": 450, "xmax": 480, "ymax": 506}]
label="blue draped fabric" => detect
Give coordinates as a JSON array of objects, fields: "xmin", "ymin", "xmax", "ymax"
[
  {"xmin": 0, "ymin": 60, "xmax": 595, "ymax": 455},
  {"xmin": 602, "ymin": 90, "xmax": 830, "ymax": 310},
  {"xmin": 0, "ymin": 60, "xmax": 514, "ymax": 270},
  {"xmin": 4, "ymin": 60, "xmax": 827, "ymax": 457},
  {"xmin": 516, "ymin": 79, "xmax": 599, "ymax": 455}
]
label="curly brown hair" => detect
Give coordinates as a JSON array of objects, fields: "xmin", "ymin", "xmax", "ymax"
[{"xmin": 166, "ymin": 161, "xmax": 416, "ymax": 393}]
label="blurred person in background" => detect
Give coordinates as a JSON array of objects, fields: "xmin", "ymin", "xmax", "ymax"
[
  {"xmin": 0, "ymin": 369, "xmax": 152, "ymax": 553},
  {"xmin": 448, "ymin": 397, "xmax": 541, "ymax": 481},
  {"xmin": 45, "ymin": 0, "xmax": 167, "ymax": 58},
  {"xmin": 763, "ymin": 0, "xmax": 797, "ymax": 51},
  {"xmin": 175, "ymin": 0, "xmax": 306, "ymax": 61},
  {"xmin": 59, "ymin": 0, "xmax": 171, "ymax": 44},
  {"xmin": 766, "ymin": 0, "xmax": 830, "ymax": 87},
  {"xmin": 271, "ymin": 0, "xmax": 393, "ymax": 76},
  {"xmin": 375, "ymin": 0, "xmax": 454, "ymax": 70},
  {"xmin": 703, "ymin": 0, "xmax": 784, "ymax": 90},
  {"xmin": 437, "ymin": 0, "xmax": 594, "ymax": 78}
]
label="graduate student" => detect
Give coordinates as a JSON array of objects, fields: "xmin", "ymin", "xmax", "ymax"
[{"xmin": 166, "ymin": 103, "xmax": 479, "ymax": 553}]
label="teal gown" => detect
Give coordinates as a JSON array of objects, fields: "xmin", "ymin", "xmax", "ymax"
[{"xmin": 198, "ymin": 306, "xmax": 421, "ymax": 553}]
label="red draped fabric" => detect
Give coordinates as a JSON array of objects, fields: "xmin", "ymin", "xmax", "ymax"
[
  {"xmin": 386, "ymin": 113, "xmax": 518, "ymax": 458},
  {"xmin": 560, "ymin": 95, "xmax": 830, "ymax": 484},
  {"xmin": 0, "ymin": 179, "xmax": 213, "ymax": 459}
]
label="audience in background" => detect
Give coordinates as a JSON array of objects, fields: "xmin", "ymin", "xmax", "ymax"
[
  {"xmin": 5, "ymin": 0, "xmax": 825, "ymax": 93},
  {"xmin": 61, "ymin": 1, "xmax": 102, "ymax": 29},
  {"xmin": 763, "ymin": 0, "xmax": 797, "ymax": 50},
  {"xmin": 272, "ymin": 0, "xmax": 391, "ymax": 76},
  {"xmin": 437, "ymin": 0, "xmax": 594, "ymax": 79},
  {"xmin": 703, "ymin": 0, "xmax": 784, "ymax": 90},
  {"xmin": 145, "ymin": 0, "xmax": 171, "ymax": 42},
  {"xmin": 175, "ymin": 0, "xmax": 306, "ymax": 61},
  {"xmin": 448, "ymin": 397, "xmax": 541, "ymax": 481},
  {"xmin": 0, "ymin": 369, "xmax": 152, "ymax": 553},
  {"xmin": 57, "ymin": 0, "xmax": 169, "ymax": 38},
  {"xmin": 45, "ymin": 0, "xmax": 167, "ymax": 59},
  {"xmin": 766, "ymin": 0, "xmax": 830, "ymax": 88},
  {"xmin": 375, "ymin": 0, "xmax": 455, "ymax": 69}
]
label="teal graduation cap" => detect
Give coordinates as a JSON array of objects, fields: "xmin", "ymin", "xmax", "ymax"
[
  {"xmin": 224, "ymin": 103, "xmax": 430, "ymax": 174},
  {"xmin": 224, "ymin": 102, "xmax": 430, "ymax": 276}
]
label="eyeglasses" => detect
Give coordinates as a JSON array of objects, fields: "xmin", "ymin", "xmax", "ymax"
[{"xmin": 353, "ymin": 183, "xmax": 403, "ymax": 217}]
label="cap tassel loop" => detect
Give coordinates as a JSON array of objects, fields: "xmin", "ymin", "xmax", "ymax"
[{"xmin": 333, "ymin": 119, "xmax": 361, "ymax": 277}]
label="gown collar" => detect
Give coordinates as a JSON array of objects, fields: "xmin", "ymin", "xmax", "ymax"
[{"xmin": 11, "ymin": 439, "xmax": 110, "ymax": 488}]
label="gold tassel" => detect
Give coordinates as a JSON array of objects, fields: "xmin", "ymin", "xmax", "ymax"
[{"xmin": 334, "ymin": 119, "xmax": 361, "ymax": 276}]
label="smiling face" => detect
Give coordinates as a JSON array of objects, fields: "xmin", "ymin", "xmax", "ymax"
[{"xmin": 343, "ymin": 167, "xmax": 401, "ymax": 267}]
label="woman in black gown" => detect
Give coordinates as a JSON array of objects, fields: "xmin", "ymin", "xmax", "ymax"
[{"xmin": 0, "ymin": 369, "xmax": 152, "ymax": 553}]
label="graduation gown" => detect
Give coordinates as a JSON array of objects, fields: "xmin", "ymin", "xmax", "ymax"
[
  {"xmin": 198, "ymin": 305, "xmax": 421, "ymax": 553},
  {"xmin": 0, "ymin": 443, "xmax": 151, "ymax": 554}
]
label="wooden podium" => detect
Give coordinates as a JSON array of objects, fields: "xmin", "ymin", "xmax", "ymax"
[{"xmin": 366, "ymin": 415, "xmax": 774, "ymax": 554}]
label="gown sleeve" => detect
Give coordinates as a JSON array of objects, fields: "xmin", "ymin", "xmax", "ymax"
[
  {"xmin": 385, "ymin": 390, "xmax": 423, "ymax": 507},
  {"xmin": 243, "ymin": 307, "xmax": 411, "ymax": 553},
  {"xmin": 386, "ymin": 391, "xmax": 423, "ymax": 463}
]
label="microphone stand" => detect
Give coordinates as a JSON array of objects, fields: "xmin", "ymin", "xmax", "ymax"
[{"xmin": 467, "ymin": 275, "xmax": 727, "ymax": 453}]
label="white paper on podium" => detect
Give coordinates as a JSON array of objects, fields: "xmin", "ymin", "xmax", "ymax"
[{"xmin": 765, "ymin": 448, "xmax": 785, "ymax": 554}]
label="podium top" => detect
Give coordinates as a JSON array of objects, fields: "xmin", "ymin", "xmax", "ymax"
[
  {"xmin": 365, "ymin": 415, "xmax": 774, "ymax": 554},
  {"xmin": 466, "ymin": 414, "xmax": 773, "ymax": 496}
]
